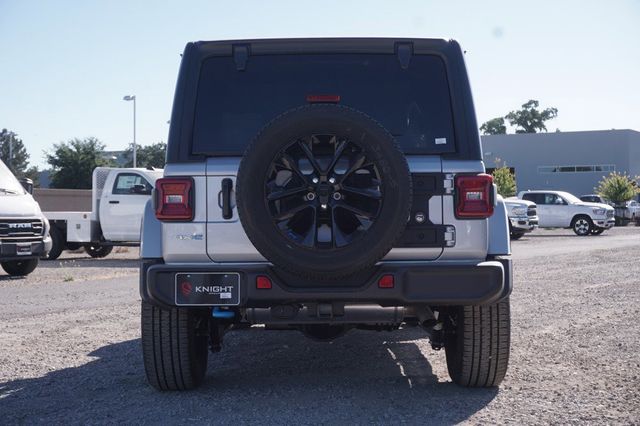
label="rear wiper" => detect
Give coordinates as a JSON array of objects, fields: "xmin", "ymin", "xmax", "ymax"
[{"xmin": 0, "ymin": 188, "xmax": 19, "ymax": 194}]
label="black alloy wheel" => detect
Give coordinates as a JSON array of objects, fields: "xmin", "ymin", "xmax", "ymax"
[{"xmin": 265, "ymin": 134, "xmax": 382, "ymax": 249}]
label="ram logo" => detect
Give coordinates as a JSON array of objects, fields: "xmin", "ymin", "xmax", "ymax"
[{"xmin": 8, "ymin": 223, "xmax": 31, "ymax": 229}]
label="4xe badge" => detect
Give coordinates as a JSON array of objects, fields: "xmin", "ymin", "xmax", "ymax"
[{"xmin": 175, "ymin": 273, "xmax": 240, "ymax": 306}]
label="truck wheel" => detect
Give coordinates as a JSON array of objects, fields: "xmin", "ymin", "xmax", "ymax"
[
  {"xmin": 444, "ymin": 299, "xmax": 510, "ymax": 387},
  {"xmin": 571, "ymin": 216, "xmax": 592, "ymax": 236},
  {"xmin": 510, "ymin": 231, "xmax": 525, "ymax": 240},
  {"xmin": 65, "ymin": 242, "xmax": 82, "ymax": 251},
  {"xmin": 42, "ymin": 226, "xmax": 64, "ymax": 260},
  {"xmin": 141, "ymin": 301, "xmax": 209, "ymax": 390},
  {"xmin": 84, "ymin": 244, "xmax": 113, "ymax": 258},
  {"xmin": 236, "ymin": 104, "xmax": 411, "ymax": 280},
  {"xmin": 1, "ymin": 258, "xmax": 39, "ymax": 276}
]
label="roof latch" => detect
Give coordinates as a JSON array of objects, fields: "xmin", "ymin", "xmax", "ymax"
[
  {"xmin": 233, "ymin": 44, "xmax": 250, "ymax": 71},
  {"xmin": 395, "ymin": 42, "xmax": 413, "ymax": 70}
]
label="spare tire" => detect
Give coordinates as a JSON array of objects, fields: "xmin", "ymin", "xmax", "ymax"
[{"xmin": 236, "ymin": 104, "xmax": 411, "ymax": 280}]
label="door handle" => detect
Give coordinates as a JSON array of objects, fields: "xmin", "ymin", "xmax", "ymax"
[
  {"xmin": 109, "ymin": 200, "xmax": 120, "ymax": 204},
  {"xmin": 221, "ymin": 178, "xmax": 233, "ymax": 219}
]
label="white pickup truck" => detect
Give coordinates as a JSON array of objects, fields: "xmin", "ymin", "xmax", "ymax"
[
  {"xmin": 44, "ymin": 167, "xmax": 163, "ymax": 260},
  {"xmin": 518, "ymin": 190, "xmax": 615, "ymax": 236},
  {"xmin": 0, "ymin": 160, "xmax": 52, "ymax": 276}
]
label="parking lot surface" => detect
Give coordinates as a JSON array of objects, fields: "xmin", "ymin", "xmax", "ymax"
[{"xmin": 1, "ymin": 228, "xmax": 639, "ymax": 424}]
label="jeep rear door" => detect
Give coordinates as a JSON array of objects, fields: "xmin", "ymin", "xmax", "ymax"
[{"xmin": 192, "ymin": 48, "xmax": 458, "ymax": 262}]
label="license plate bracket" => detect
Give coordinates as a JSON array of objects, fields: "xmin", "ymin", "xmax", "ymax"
[
  {"xmin": 175, "ymin": 273, "xmax": 240, "ymax": 306},
  {"xmin": 16, "ymin": 243, "xmax": 32, "ymax": 256}
]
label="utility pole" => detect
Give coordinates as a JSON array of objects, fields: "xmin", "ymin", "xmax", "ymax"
[{"xmin": 123, "ymin": 95, "xmax": 137, "ymax": 167}]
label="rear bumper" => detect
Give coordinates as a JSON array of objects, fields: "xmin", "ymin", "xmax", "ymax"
[{"xmin": 141, "ymin": 257, "xmax": 512, "ymax": 309}]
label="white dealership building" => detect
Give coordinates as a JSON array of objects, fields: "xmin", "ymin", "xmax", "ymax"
[{"xmin": 482, "ymin": 129, "xmax": 640, "ymax": 197}]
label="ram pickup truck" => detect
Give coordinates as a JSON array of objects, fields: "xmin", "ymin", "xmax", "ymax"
[
  {"xmin": 140, "ymin": 38, "xmax": 513, "ymax": 390},
  {"xmin": 504, "ymin": 197, "xmax": 538, "ymax": 239},
  {"xmin": 519, "ymin": 190, "xmax": 615, "ymax": 235},
  {"xmin": 0, "ymin": 160, "xmax": 51, "ymax": 276},
  {"xmin": 44, "ymin": 167, "xmax": 162, "ymax": 259}
]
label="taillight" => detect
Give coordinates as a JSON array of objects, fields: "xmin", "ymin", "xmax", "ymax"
[
  {"xmin": 455, "ymin": 174, "xmax": 494, "ymax": 219},
  {"xmin": 155, "ymin": 177, "xmax": 194, "ymax": 221}
]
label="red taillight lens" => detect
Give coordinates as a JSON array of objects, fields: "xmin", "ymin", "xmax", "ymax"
[
  {"xmin": 378, "ymin": 274, "xmax": 395, "ymax": 288},
  {"xmin": 256, "ymin": 276, "xmax": 272, "ymax": 289},
  {"xmin": 155, "ymin": 177, "xmax": 194, "ymax": 221},
  {"xmin": 455, "ymin": 174, "xmax": 494, "ymax": 218}
]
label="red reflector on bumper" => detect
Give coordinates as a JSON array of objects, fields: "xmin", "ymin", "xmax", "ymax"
[
  {"xmin": 378, "ymin": 274, "xmax": 394, "ymax": 288},
  {"xmin": 256, "ymin": 276, "xmax": 272, "ymax": 289}
]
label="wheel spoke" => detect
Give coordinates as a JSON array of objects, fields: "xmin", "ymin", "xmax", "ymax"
[
  {"xmin": 334, "ymin": 201, "xmax": 375, "ymax": 220},
  {"xmin": 281, "ymin": 153, "xmax": 308, "ymax": 182},
  {"xmin": 298, "ymin": 139, "xmax": 322, "ymax": 175},
  {"xmin": 326, "ymin": 139, "xmax": 347, "ymax": 174},
  {"xmin": 341, "ymin": 185, "xmax": 382, "ymax": 200},
  {"xmin": 274, "ymin": 202, "xmax": 312, "ymax": 221},
  {"xmin": 330, "ymin": 208, "xmax": 350, "ymax": 247},
  {"xmin": 338, "ymin": 153, "xmax": 369, "ymax": 182},
  {"xmin": 267, "ymin": 185, "xmax": 308, "ymax": 201},
  {"xmin": 301, "ymin": 207, "xmax": 318, "ymax": 247}
]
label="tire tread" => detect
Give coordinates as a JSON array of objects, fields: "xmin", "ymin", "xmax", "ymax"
[
  {"xmin": 446, "ymin": 299, "xmax": 510, "ymax": 387},
  {"xmin": 141, "ymin": 301, "xmax": 208, "ymax": 390}
]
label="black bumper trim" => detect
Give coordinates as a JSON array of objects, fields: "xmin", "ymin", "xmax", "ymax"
[
  {"xmin": 141, "ymin": 258, "xmax": 512, "ymax": 309},
  {"xmin": 0, "ymin": 241, "xmax": 45, "ymax": 260}
]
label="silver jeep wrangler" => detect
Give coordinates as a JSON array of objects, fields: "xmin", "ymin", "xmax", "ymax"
[{"xmin": 140, "ymin": 38, "xmax": 513, "ymax": 390}]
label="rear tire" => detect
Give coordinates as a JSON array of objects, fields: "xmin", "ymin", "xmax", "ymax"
[
  {"xmin": 444, "ymin": 299, "xmax": 511, "ymax": 387},
  {"xmin": 572, "ymin": 216, "xmax": 592, "ymax": 236},
  {"xmin": 84, "ymin": 244, "xmax": 113, "ymax": 258},
  {"xmin": 1, "ymin": 258, "xmax": 39, "ymax": 276},
  {"xmin": 141, "ymin": 301, "xmax": 209, "ymax": 391}
]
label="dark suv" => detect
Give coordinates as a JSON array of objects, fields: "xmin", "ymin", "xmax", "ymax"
[{"xmin": 140, "ymin": 38, "xmax": 513, "ymax": 390}]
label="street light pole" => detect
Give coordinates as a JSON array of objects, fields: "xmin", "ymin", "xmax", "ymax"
[{"xmin": 123, "ymin": 95, "xmax": 137, "ymax": 167}]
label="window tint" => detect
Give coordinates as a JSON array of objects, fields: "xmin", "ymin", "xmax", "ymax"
[
  {"xmin": 522, "ymin": 193, "xmax": 540, "ymax": 203},
  {"xmin": 192, "ymin": 54, "xmax": 456, "ymax": 155},
  {"xmin": 112, "ymin": 173, "xmax": 152, "ymax": 195}
]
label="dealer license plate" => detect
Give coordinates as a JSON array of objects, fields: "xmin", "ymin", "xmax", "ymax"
[
  {"xmin": 175, "ymin": 273, "xmax": 240, "ymax": 306},
  {"xmin": 16, "ymin": 243, "xmax": 32, "ymax": 256}
]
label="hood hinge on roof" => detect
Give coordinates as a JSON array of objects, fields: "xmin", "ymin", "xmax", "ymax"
[{"xmin": 233, "ymin": 44, "xmax": 250, "ymax": 71}]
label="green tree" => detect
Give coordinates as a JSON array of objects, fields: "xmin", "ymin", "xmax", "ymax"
[
  {"xmin": 123, "ymin": 142, "xmax": 166, "ymax": 168},
  {"xmin": 0, "ymin": 128, "xmax": 30, "ymax": 176},
  {"xmin": 491, "ymin": 160, "xmax": 517, "ymax": 197},
  {"xmin": 596, "ymin": 172, "xmax": 639, "ymax": 205},
  {"xmin": 45, "ymin": 137, "xmax": 114, "ymax": 189},
  {"xmin": 505, "ymin": 100, "xmax": 558, "ymax": 133},
  {"xmin": 480, "ymin": 117, "xmax": 507, "ymax": 135},
  {"xmin": 23, "ymin": 166, "xmax": 41, "ymax": 187}
]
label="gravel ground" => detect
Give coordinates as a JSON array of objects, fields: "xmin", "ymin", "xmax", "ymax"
[{"xmin": 0, "ymin": 228, "xmax": 639, "ymax": 424}]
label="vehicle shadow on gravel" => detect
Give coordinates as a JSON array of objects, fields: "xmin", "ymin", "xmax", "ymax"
[{"xmin": 0, "ymin": 328, "xmax": 497, "ymax": 424}]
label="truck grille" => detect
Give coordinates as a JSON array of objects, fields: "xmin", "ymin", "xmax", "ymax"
[
  {"xmin": 0, "ymin": 219, "xmax": 44, "ymax": 241},
  {"xmin": 607, "ymin": 210, "xmax": 614, "ymax": 218},
  {"xmin": 527, "ymin": 206, "xmax": 537, "ymax": 217}
]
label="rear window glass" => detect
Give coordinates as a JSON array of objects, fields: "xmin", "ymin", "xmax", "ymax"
[{"xmin": 192, "ymin": 54, "xmax": 455, "ymax": 155}]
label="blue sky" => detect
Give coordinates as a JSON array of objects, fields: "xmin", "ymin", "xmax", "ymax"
[{"xmin": 1, "ymin": 0, "xmax": 639, "ymax": 168}]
